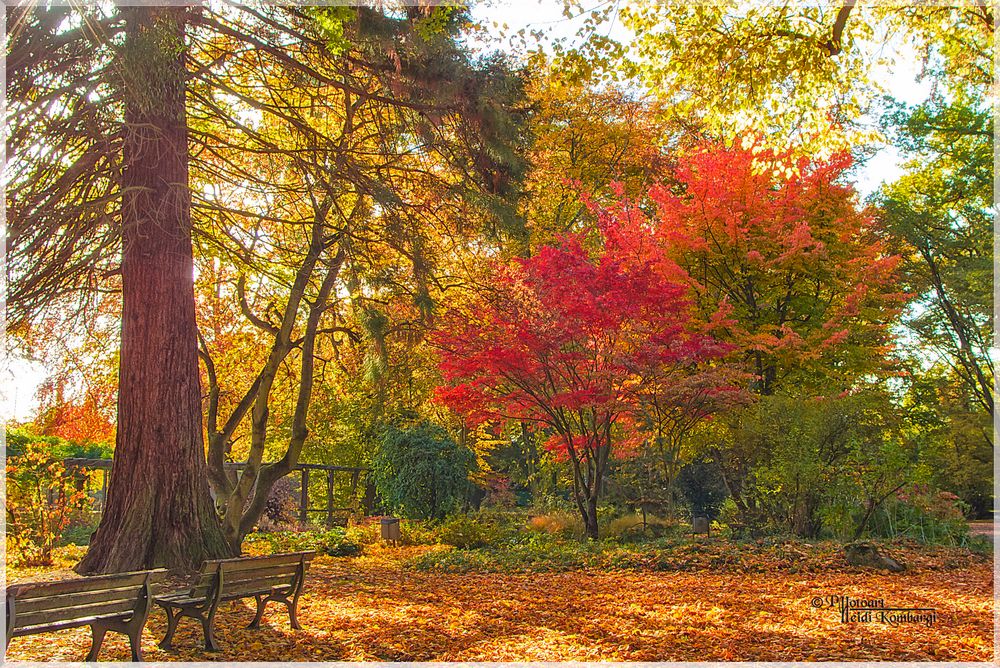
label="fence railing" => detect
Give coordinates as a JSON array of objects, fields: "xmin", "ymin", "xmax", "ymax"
[{"xmin": 63, "ymin": 459, "xmax": 370, "ymax": 527}]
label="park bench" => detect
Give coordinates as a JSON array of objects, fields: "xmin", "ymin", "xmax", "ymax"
[
  {"xmin": 155, "ymin": 550, "xmax": 315, "ymax": 651},
  {"xmin": 5, "ymin": 569, "xmax": 167, "ymax": 661}
]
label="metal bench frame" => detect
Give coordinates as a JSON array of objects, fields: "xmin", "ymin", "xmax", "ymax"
[{"xmin": 155, "ymin": 551, "xmax": 314, "ymax": 652}]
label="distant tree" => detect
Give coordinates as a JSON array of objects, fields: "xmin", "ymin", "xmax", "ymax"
[
  {"xmin": 648, "ymin": 139, "xmax": 905, "ymax": 396},
  {"xmin": 875, "ymin": 20, "xmax": 992, "ymax": 422},
  {"xmin": 433, "ymin": 216, "xmax": 730, "ymax": 539},
  {"xmin": 521, "ymin": 63, "xmax": 677, "ymax": 246},
  {"xmin": 695, "ymin": 391, "xmax": 913, "ymax": 538}
]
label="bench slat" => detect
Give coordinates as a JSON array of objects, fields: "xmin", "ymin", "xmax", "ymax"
[
  {"xmin": 210, "ymin": 552, "xmax": 314, "ymax": 574},
  {"xmin": 209, "ymin": 549, "xmax": 314, "ymax": 563},
  {"xmin": 167, "ymin": 577, "xmax": 297, "ymax": 605},
  {"xmin": 219, "ymin": 585, "xmax": 291, "ymax": 602},
  {"xmin": 16, "ymin": 583, "xmax": 152, "ymax": 615},
  {"xmin": 187, "ymin": 567, "xmax": 298, "ymax": 598},
  {"xmin": 188, "ymin": 572, "xmax": 218, "ymax": 599},
  {"xmin": 221, "ymin": 575, "xmax": 297, "ymax": 598},
  {"xmin": 9, "ymin": 569, "xmax": 166, "ymax": 600},
  {"xmin": 155, "ymin": 593, "xmax": 207, "ymax": 607},
  {"xmin": 220, "ymin": 562, "xmax": 302, "ymax": 581},
  {"xmin": 11, "ymin": 611, "xmax": 136, "ymax": 637},
  {"xmin": 16, "ymin": 598, "xmax": 137, "ymax": 630}
]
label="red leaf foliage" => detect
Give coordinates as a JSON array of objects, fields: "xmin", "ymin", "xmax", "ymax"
[{"xmin": 431, "ymin": 217, "xmax": 730, "ymax": 460}]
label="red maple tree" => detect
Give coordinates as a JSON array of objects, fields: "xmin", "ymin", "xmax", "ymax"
[{"xmin": 432, "ymin": 218, "xmax": 731, "ymax": 538}]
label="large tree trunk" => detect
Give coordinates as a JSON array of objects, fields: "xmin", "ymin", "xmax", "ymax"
[{"xmin": 77, "ymin": 6, "xmax": 231, "ymax": 574}]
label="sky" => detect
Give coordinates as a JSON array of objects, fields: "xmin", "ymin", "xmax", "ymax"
[{"xmin": 2, "ymin": 1, "xmax": 938, "ymax": 423}]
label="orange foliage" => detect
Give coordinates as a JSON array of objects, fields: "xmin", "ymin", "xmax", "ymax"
[{"xmin": 35, "ymin": 395, "xmax": 115, "ymax": 444}]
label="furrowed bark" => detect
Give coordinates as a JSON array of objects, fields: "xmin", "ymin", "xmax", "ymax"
[{"xmin": 77, "ymin": 6, "xmax": 232, "ymax": 574}]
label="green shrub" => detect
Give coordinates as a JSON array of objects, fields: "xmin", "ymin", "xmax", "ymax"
[
  {"xmin": 371, "ymin": 418, "xmax": 476, "ymax": 520},
  {"xmin": 870, "ymin": 485, "xmax": 970, "ymax": 545},
  {"xmin": 717, "ymin": 497, "xmax": 773, "ymax": 539},
  {"xmin": 603, "ymin": 513, "xmax": 680, "ymax": 542},
  {"xmin": 344, "ymin": 522, "xmax": 382, "ymax": 546},
  {"xmin": 436, "ymin": 512, "xmax": 521, "ymax": 549},
  {"xmin": 965, "ymin": 533, "xmax": 992, "ymax": 554},
  {"xmin": 407, "ymin": 536, "xmax": 600, "ymax": 573},
  {"xmin": 59, "ymin": 518, "xmax": 100, "ymax": 546},
  {"xmin": 400, "ymin": 519, "xmax": 440, "ymax": 545},
  {"xmin": 245, "ymin": 527, "xmax": 362, "ymax": 557},
  {"xmin": 677, "ymin": 459, "xmax": 729, "ymax": 520},
  {"xmin": 6, "ymin": 426, "xmax": 113, "ymax": 460}
]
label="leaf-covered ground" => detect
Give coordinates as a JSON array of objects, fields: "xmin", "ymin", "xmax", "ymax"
[{"xmin": 5, "ymin": 542, "xmax": 993, "ymax": 662}]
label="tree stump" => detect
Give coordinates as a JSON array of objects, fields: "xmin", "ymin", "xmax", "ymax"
[{"xmin": 843, "ymin": 542, "xmax": 905, "ymax": 572}]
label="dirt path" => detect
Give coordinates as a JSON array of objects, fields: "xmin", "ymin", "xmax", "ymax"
[{"xmin": 5, "ymin": 546, "xmax": 993, "ymax": 662}]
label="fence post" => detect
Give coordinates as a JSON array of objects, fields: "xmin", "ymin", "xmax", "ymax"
[
  {"xmin": 350, "ymin": 469, "xmax": 361, "ymax": 516},
  {"xmin": 100, "ymin": 470, "xmax": 108, "ymax": 511},
  {"xmin": 326, "ymin": 470, "xmax": 335, "ymax": 527},
  {"xmin": 299, "ymin": 468, "xmax": 310, "ymax": 525}
]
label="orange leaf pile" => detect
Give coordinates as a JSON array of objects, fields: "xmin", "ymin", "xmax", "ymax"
[{"xmin": 5, "ymin": 543, "xmax": 993, "ymax": 661}]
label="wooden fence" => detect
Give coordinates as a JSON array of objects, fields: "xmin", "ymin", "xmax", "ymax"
[{"xmin": 63, "ymin": 459, "xmax": 370, "ymax": 527}]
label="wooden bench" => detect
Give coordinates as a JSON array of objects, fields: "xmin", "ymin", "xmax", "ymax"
[
  {"xmin": 5, "ymin": 569, "xmax": 167, "ymax": 661},
  {"xmin": 155, "ymin": 551, "xmax": 314, "ymax": 651}
]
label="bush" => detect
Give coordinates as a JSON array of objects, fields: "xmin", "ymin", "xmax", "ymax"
[
  {"xmin": 342, "ymin": 517, "xmax": 441, "ymax": 546},
  {"xmin": 677, "ymin": 459, "xmax": 728, "ymax": 521},
  {"xmin": 399, "ymin": 519, "xmax": 440, "ymax": 546},
  {"xmin": 603, "ymin": 513, "xmax": 680, "ymax": 542},
  {"xmin": 344, "ymin": 521, "xmax": 382, "ymax": 546},
  {"xmin": 481, "ymin": 475, "xmax": 516, "ymax": 509},
  {"xmin": 605, "ymin": 514, "xmax": 645, "ymax": 540},
  {"xmin": 528, "ymin": 510, "xmax": 583, "ymax": 537},
  {"xmin": 371, "ymin": 418, "xmax": 476, "ymax": 520},
  {"xmin": 717, "ymin": 497, "xmax": 775, "ymax": 539},
  {"xmin": 244, "ymin": 527, "xmax": 362, "ymax": 557},
  {"xmin": 59, "ymin": 518, "xmax": 100, "ymax": 546},
  {"xmin": 408, "ymin": 534, "xmax": 992, "ymax": 575},
  {"xmin": 6, "ymin": 442, "xmax": 92, "ymax": 566},
  {"xmin": 6, "ymin": 426, "xmax": 113, "ymax": 460},
  {"xmin": 870, "ymin": 484, "xmax": 970, "ymax": 545},
  {"xmin": 436, "ymin": 512, "xmax": 521, "ymax": 549},
  {"xmin": 408, "ymin": 534, "xmax": 600, "ymax": 573},
  {"xmin": 695, "ymin": 392, "xmax": 913, "ymax": 539}
]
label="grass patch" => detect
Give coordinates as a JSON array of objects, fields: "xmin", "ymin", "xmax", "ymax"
[{"xmin": 405, "ymin": 534, "xmax": 992, "ymax": 574}]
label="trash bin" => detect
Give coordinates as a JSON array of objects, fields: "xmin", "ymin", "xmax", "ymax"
[{"xmin": 380, "ymin": 517, "xmax": 401, "ymax": 545}]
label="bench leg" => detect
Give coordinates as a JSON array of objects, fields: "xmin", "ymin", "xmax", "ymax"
[
  {"xmin": 285, "ymin": 598, "xmax": 301, "ymax": 630},
  {"xmin": 127, "ymin": 625, "xmax": 144, "ymax": 662},
  {"xmin": 248, "ymin": 594, "xmax": 266, "ymax": 630},
  {"xmin": 86, "ymin": 625, "xmax": 108, "ymax": 662},
  {"xmin": 202, "ymin": 611, "xmax": 220, "ymax": 652},
  {"xmin": 159, "ymin": 606, "xmax": 181, "ymax": 650}
]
